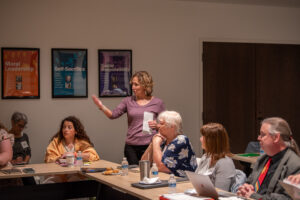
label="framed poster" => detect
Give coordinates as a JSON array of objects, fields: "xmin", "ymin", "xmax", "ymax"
[
  {"xmin": 52, "ymin": 48, "xmax": 88, "ymax": 98},
  {"xmin": 98, "ymin": 49, "xmax": 132, "ymax": 97},
  {"xmin": 1, "ymin": 48, "xmax": 40, "ymax": 99}
]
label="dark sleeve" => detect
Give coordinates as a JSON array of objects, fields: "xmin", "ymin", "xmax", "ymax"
[
  {"xmin": 250, "ymin": 153, "xmax": 300, "ymax": 200},
  {"xmin": 250, "ymin": 192, "xmax": 292, "ymax": 200}
]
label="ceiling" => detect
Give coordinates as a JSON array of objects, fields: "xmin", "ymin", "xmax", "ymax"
[{"xmin": 175, "ymin": 0, "xmax": 300, "ymax": 7}]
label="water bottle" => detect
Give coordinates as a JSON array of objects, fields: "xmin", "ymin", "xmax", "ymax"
[
  {"xmin": 260, "ymin": 147, "xmax": 264, "ymax": 155},
  {"xmin": 66, "ymin": 152, "xmax": 75, "ymax": 167},
  {"xmin": 151, "ymin": 163, "xmax": 159, "ymax": 178},
  {"xmin": 121, "ymin": 157, "xmax": 129, "ymax": 176},
  {"xmin": 168, "ymin": 174, "xmax": 176, "ymax": 193},
  {"xmin": 76, "ymin": 151, "xmax": 83, "ymax": 167}
]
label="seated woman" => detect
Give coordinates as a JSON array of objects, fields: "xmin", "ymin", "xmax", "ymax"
[
  {"xmin": 152, "ymin": 111, "xmax": 197, "ymax": 177},
  {"xmin": 44, "ymin": 116, "xmax": 100, "ymax": 183},
  {"xmin": 45, "ymin": 116, "xmax": 100, "ymax": 163},
  {"xmin": 9, "ymin": 112, "xmax": 31, "ymax": 165},
  {"xmin": 0, "ymin": 122, "xmax": 12, "ymax": 167},
  {"xmin": 0, "ymin": 123, "xmax": 21, "ymax": 187},
  {"xmin": 196, "ymin": 123, "xmax": 236, "ymax": 191}
]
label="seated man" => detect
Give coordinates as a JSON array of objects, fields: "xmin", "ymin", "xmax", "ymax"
[
  {"xmin": 237, "ymin": 117, "xmax": 300, "ymax": 200},
  {"xmin": 151, "ymin": 111, "xmax": 197, "ymax": 177}
]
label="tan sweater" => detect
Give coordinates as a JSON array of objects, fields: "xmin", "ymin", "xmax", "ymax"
[{"xmin": 44, "ymin": 137, "xmax": 100, "ymax": 163}]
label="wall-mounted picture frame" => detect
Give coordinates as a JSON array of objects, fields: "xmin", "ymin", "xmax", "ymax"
[
  {"xmin": 98, "ymin": 49, "xmax": 132, "ymax": 97},
  {"xmin": 1, "ymin": 47, "xmax": 40, "ymax": 99},
  {"xmin": 52, "ymin": 48, "xmax": 88, "ymax": 98}
]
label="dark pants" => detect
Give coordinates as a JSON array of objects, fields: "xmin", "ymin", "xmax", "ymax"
[{"xmin": 124, "ymin": 144, "xmax": 149, "ymax": 165}]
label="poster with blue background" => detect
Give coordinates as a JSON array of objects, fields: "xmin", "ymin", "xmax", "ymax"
[{"xmin": 52, "ymin": 49, "xmax": 87, "ymax": 97}]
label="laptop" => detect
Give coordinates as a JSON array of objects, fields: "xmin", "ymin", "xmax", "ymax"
[
  {"xmin": 186, "ymin": 171, "xmax": 239, "ymax": 199},
  {"xmin": 185, "ymin": 171, "xmax": 219, "ymax": 199}
]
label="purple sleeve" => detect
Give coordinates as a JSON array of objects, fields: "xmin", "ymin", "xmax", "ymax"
[
  {"xmin": 159, "ymin": 100, "xmax": 165, "ymax": 114},
  {"xmin": 110, "ymin": 97, "xmax": 128, "ymax": 119}
]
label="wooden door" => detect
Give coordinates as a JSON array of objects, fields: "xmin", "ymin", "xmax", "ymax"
[
  {"xmin": 203, "ymin": 42, "xmax": 257, "ymax": 153},
  {"xmin": 255, "ymin": 44, "xmax": 300, "ymax": 146}
]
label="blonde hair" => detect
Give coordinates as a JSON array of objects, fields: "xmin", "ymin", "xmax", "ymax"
[{"xmin": 130, "ymin": 71, "xmax": 153, "ymax": 96}]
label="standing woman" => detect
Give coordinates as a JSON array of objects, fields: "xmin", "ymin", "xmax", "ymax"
[{"xmin": 92, "ymin": 71, "xmax": 165, "ymax": 165}]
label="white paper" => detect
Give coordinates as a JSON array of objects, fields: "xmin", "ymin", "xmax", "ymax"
[
  {"xmin": 281, "ymin": 179, "xmax": 300, "ymax": 199},
  {"xmin": 139, "ymin": 177, "xmax": 161, "ymax": 184},
  {"xmin": 21, "ymin": 141, "xmax": 29, "ymax": 149},
  {"xmin": 143, "ymin": 111, "xmax": 154, "ymax": 134},
  {"xmin": 161, "ymin": 193, "xmax": 209, "ymax": 200}
]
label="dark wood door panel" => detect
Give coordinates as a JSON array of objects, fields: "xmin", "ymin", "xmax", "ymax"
[
  {"xmin": 255, "ymin": 44, "xmax": 300, "ymax": 145},
  {"xmin": 203, "ymin": 42, "xmax": 256, "ymax": 153}
]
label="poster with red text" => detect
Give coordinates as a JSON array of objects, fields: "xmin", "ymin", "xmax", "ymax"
[{"xmin": 1, "ymin": 48, "xmax": 40, "ymax": 99}]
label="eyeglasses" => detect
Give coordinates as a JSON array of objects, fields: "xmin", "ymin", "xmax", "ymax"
[
  {"xmin": 17, "ymin": 123, "xmax": 26, "ymax": 129},
  {"xmin": 258, "ymin": 133, "xmax": 267, "ymax": 138}
]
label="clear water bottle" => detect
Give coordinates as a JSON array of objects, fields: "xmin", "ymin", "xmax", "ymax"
[
  {"xmin": 168, "ymin": 174, "xmax": 176, "ymax": 193},
  {"xmin": 76, "ymin": 151, "xmax": 83, "ymax": 167},
  {"xmin": 260, "ymin": 147, "xmax": 264, "ymax": 155},
  {"xmin": 121, "ymin": 157, "xmax": 128, "ymax": 176},
  {"xmin": 66, "ymin": 152, "xmax": 75, "ymax": 167},
  {"xmin": 151, "ymin": 163, "xmax": 159, "ymax": 178}
]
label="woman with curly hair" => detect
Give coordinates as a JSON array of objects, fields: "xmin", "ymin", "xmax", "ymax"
[
  {"xmin": 45, "ymin": 116, "xmax": 100, "ymax": 163},
  {"xmin": 92, "ymin": 71, "xmax": 165, "ymax": 164}
]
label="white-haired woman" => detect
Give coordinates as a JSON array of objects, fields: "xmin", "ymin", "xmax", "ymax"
[{"xmin": 152, "ymin": 111, "xmax": 197, "ymax": 177}]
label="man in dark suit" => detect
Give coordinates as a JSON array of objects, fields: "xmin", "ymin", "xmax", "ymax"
[{"xmin": 237, "ymin": 117, "xmax": 300, "ymax": 200}]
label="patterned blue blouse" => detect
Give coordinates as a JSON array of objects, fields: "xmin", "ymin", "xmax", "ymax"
[{"xmin": 161, "ymin": 135, "xmax": 198, "ymax": 177}]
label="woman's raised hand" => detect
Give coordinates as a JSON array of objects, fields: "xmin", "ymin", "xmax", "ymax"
[{"xmin": 92, "ymin": 95, "xmax": 103, "ymax": 110}]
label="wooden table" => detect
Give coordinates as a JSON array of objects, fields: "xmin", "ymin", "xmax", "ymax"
[
  {"xmin": 232, "ymin": 154, "xmax": 259, "ymax": 164},
  {"xmin": 0, "ymin": 162, "xmax": 98, "ymax": 200},
  {"xmin": 83, "ymin": 160, "xmax": 194, "ymax": 200},
  {"xmin": 0, "ymin": 160, "xmax": 243, "ymax": 200},
  {"xmin": 0, "ymin": 162, "xmax": 79, "ymax": 179}
]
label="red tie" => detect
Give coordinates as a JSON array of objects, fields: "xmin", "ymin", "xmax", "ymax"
[{"xmin": 255, "ymin": 157, "xmax": 272, "ymax": 192}]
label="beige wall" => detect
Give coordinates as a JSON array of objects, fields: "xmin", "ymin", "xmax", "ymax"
[{"xmin": 0, "ymin": 0, "xmax": 300, "ymax": 164}]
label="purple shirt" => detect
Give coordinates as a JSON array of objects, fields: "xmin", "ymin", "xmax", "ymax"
[{"xmin": 111, "ymin": 96, "xmax": 165, "ymax": 145}]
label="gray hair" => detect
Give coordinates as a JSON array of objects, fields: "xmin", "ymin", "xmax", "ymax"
[
  {"xmin": 262, "ymin": 117, "xmax": 300, "ymax": 156},
  {"xmin": 158, "ymin": 111, "xmax": 183, "ymax": 134},
  {"xmin": 11, "ymin": 112, "xmax": 28, "ymax": 125}
]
